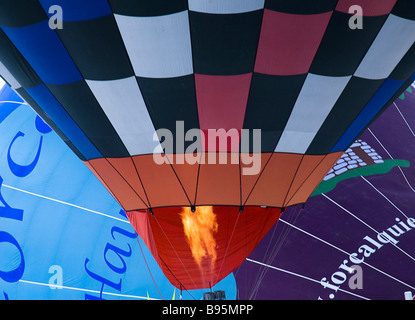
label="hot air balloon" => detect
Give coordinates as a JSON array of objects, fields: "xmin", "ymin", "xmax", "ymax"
[
  {"xmin": 0, "ymin": 83, "xmax": 237, "ymax": 299},
  {"xmin": 236, "ymin": 84, "xmax": 415, "ymax": 300},
  {"xmin": 0, "ymin": 0, "xmax": 414, "ymax": 292}
]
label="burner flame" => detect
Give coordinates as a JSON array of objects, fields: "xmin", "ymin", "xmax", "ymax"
[{"xmin": 180, "ymin": 206, "xmax": 218, "ymax": 269}]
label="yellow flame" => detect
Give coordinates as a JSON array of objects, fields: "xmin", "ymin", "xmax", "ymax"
[{"xmin": 180, "ymin": 206, "xmax": 218, "ymax": 269}]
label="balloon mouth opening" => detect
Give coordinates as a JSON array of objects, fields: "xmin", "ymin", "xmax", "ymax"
[{"xmin": 127, "ymin": 205, "xmax": 283, "ymax": 290}]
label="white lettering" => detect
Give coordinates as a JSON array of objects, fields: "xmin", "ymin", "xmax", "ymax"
[
  {"xmin": 407, "ymin": 217, "xmax": 415, "ymax": 228},
  {"xmin": 163, "ymin": 304, "xmax": 196, "ymax": 317},
  {"xmin": 377, "ymin": 231, "xmax": 399, "ymax": 245},
  {"xmin": 319, "ymin": 217, "xmax": 415, "ymax": 299}
]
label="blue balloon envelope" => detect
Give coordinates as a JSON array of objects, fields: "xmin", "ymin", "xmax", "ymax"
[{"xmin": 0, "ymin": 84, "xmax": 236, "ymax": 300}]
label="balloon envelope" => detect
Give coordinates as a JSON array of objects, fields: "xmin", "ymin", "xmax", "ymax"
[
  {"xmin": 236, "ymin": 84, "xmax": 415, "ymax": 300},
  {"xmin": 0, "ymin": 0, "xmax": 415, "ymax": 290},
  {"xmin": 0, "ymin": 84, "xmax": 236, "ymax": 299}
]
